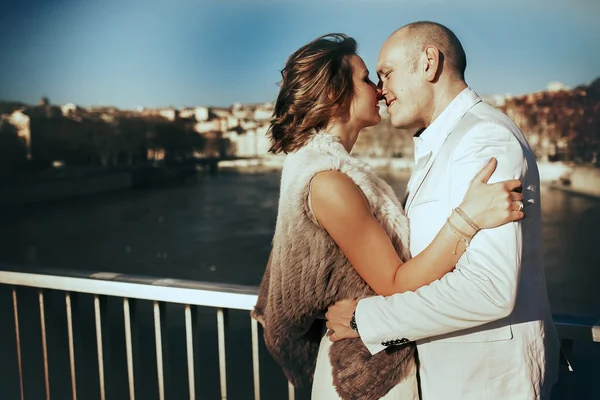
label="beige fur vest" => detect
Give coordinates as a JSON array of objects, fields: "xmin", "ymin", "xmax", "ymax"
[{"xmin": 252, "ymin": 132, "xmax": 415, "ymax": 400}]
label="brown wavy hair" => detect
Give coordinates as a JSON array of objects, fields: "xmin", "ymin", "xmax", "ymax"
[{"xmin": 268, "ymin": 33, "xmax": 358, "ymax": 154}]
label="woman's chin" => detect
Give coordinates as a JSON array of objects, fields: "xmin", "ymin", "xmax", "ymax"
[
  {"xmin": 369, "ymin": 115, "xmax": 382, "ymax": 127},
  {"xmin": 356, "ymin": 115, "xmax": 382, "ymax": 131}
]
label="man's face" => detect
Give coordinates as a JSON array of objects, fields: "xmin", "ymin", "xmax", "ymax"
[{"xmin": 376, "ymin": 35, "xmax": 428, "ymax": 130}]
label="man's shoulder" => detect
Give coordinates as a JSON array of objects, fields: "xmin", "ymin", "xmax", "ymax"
[
  {"xmin": 441, "ymin": 102, "xmax": 531, "ymax": 165},
  {"xmin": 468, "ymin": 102, "xmax": 522, "ymax": 135},
  {"xmin": 442, "ymin": 106, "xmax": 519, "ymax": 157}
]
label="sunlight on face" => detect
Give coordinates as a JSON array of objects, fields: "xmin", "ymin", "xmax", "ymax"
[
  {"xmin": 348, "ymin": 55, "xmax": 382, "ymax": 129},
  {"xmin": 377, "ymin": 34, "xmax": 428, "ymax": 130}
]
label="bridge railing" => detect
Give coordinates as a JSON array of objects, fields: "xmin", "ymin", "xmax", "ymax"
[{"xmin": 0, "ymin": 266, "xmax": 597, "ymax": 400}]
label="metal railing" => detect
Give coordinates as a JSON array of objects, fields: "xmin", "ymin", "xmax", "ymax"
[
  {"xmin": 0, "ymin": 267, "xmax": 293, "ymax": 400},
  {"xmin": 1, "ymin": 266, "xmax": 598, "ymax": 400}
]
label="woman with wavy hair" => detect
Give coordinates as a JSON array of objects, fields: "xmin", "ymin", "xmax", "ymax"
[{"xmin": 252, "ymin": 33, "xmax": 525, "ymax": 399}]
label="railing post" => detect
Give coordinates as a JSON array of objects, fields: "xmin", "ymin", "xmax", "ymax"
[
  {"xmin": 191, "ymin": 305, "xmax": 202, "ymax": 400},
  {"xmin": 153, "ymin": 301, "xmax": 165, "ymax": 400},
  {"xmin": 217, "ymin": 308, "xmax": 228, "ymax": 400},
  {"xmin": 12, "ymin": 288, "xmax": 25, "ymax": 400},
  {"xmin": 123, "ymin": 297, "xmax": 140, "ymax": 400},
  {"xmin": 65, "ymin": 292, "xmax": 78, "ymax": 400},
  {"xmin": 38, "ymin": 289, "xmax": 51, "ymax": 400},
  {"xmin": 159, "ymin": 302, "xmax": 176, "ymax": 398},
  {"xmin": 251, "ymin": 317, "xmax": 260, "ymax": 400},
  {"xmin": 184, "ymin": 304, "xmax": 197, "ymax": 400},
  {"xmin": 93, "ymin": 295, "xmax": 110, "ymax": 400}
]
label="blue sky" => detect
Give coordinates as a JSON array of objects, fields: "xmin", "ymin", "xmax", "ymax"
[{"xmin": 0, "ymin": 0, "xmax": 599, "ymax": 109}]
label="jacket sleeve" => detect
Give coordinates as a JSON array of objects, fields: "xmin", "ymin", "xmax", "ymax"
[{"xmin": 356, "ymin": 121, "xmax": 525, "ymax": 355}]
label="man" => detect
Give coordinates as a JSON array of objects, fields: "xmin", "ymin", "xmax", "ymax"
[{"xmin": 326, "ymin": 21, "xmax": 559, "ymax": 399}]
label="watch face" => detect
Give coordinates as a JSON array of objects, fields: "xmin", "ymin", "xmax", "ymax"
[{"xmin": 350, "ymin": 312, "xmax": 359, "ymax": 334}]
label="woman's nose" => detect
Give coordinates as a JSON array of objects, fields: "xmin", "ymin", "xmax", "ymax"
[
  {"xmin": 376, "ymin": 81, "xmax": 385, "ymax": 99},
  {"xmin": 376, "ymin": 86, "xmax": 384, "ymax": 101}
]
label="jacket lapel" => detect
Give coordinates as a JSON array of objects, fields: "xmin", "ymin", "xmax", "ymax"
[
  {"xmin": 405, "ymin": 97, "xmax": 482, "ymax": 212},
  {"xmin": 404, "ymin": 151, "xmax": 435, "ymax": 211}
]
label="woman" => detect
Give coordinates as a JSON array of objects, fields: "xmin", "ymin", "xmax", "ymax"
[{"xmin": 252, "ymin": 34, "xmax": 525, "ymax": 400}]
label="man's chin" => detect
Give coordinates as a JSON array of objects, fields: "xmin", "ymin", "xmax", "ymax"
[
  {"xmin": 390, "ymin": 115, "xmax": 417, "ymax": 130},
  {"xmin": 390, "ymin": 116, "xmax": 406, "ymax": 129}
]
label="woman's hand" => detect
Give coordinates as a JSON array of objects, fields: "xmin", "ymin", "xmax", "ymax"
[{"xmin": 458, "ymin": 158, "xmax": 525, "ymax": 230}]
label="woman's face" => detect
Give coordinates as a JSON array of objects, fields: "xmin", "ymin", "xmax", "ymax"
[{"xmin": 347, "ymin": 55, "xmax": 382, "ymax": 129}]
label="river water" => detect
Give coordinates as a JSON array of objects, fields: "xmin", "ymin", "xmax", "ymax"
[{"xmin": 1, "ymin": 168, "xmax": 599, "ymax": 318}]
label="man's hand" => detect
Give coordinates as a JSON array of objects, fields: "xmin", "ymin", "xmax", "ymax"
[{"xmin": 325, "ymin": 299, "xmax": 359, "ymax": 342}]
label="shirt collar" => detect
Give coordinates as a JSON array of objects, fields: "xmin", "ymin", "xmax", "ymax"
[{"xmin": 413, "ymin": 87, "xmax": 481, "ymax": 162}]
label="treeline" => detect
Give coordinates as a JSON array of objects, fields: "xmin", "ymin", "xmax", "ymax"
[{"xmin": 0, "ymin": 105, "xmax": 224, "ymax": 178}]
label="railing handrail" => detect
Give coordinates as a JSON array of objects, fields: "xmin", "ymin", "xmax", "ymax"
[
  {"xmin": 552, "ymin": 313, "xmax": 600, "ymax": 343},
  {"xmin": 0, "ymin": 266, "xmax": 598, "ymax": 341},
  {"xmin": 0, "ymin": 266, "xmax": 258, "ymax": 311}
]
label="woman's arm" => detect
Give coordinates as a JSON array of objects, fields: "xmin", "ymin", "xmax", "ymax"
[{"xmin": 310, "ymin": 159, "xmax": 523, "ymax": 296}]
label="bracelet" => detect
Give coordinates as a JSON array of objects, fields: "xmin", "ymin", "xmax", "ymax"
[
  {"xmin": 454, "ymin": 207, "xmax": 481, "ymax": 233},
  {"xmin": 448, "ymin": 210, "xmax": 477, "ymax": 240},
  {"xmin": 447, "ymin": 216, "xmax": 474, "ymax": 255}
]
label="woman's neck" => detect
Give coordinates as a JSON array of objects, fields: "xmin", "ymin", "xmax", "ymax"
[{"xmin": 324, "ymin": 121, "xmax": 362, "ymax": 153}]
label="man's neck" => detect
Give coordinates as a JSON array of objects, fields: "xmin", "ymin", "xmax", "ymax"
[
  {"xmin": 426, "ymin": 80, "xmax": 468, "ymax": 128},
  {"xmin": 414, "ymin": 127, "xmax": 426, "ymax": 138}
]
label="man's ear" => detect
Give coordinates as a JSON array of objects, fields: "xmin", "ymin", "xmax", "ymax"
[{"xmin": 423, "ymin": 46, "xmax": 441, "ymax": 82}]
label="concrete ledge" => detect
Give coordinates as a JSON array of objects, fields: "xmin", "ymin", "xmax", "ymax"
[{"xmin": 548, "ymin": 183, "xmax": 600, "ymax": 201}]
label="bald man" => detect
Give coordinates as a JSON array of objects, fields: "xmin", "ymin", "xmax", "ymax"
[{"xmin": 326, "ymin": 21, "xmax": 559, "ymax": 399}]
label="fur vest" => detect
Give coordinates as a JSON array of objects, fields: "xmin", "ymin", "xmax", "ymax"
[{"xmin": 252, "ymin": 132, "xmax": 415, "ymax": 400}]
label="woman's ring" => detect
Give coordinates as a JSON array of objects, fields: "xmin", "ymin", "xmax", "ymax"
[{"xmin": 516, "ymin": 200, "xmax": 524, "ymax": 212}]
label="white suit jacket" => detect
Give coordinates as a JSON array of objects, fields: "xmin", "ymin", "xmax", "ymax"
[{"xmin": 356, "ymin": 88, "xmax": 560, "ymax": 400}]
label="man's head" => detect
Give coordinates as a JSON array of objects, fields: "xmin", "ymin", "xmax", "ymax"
[{"xmin": 377, "ymin": 21, "xmax": 467, "ymax": 130}]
